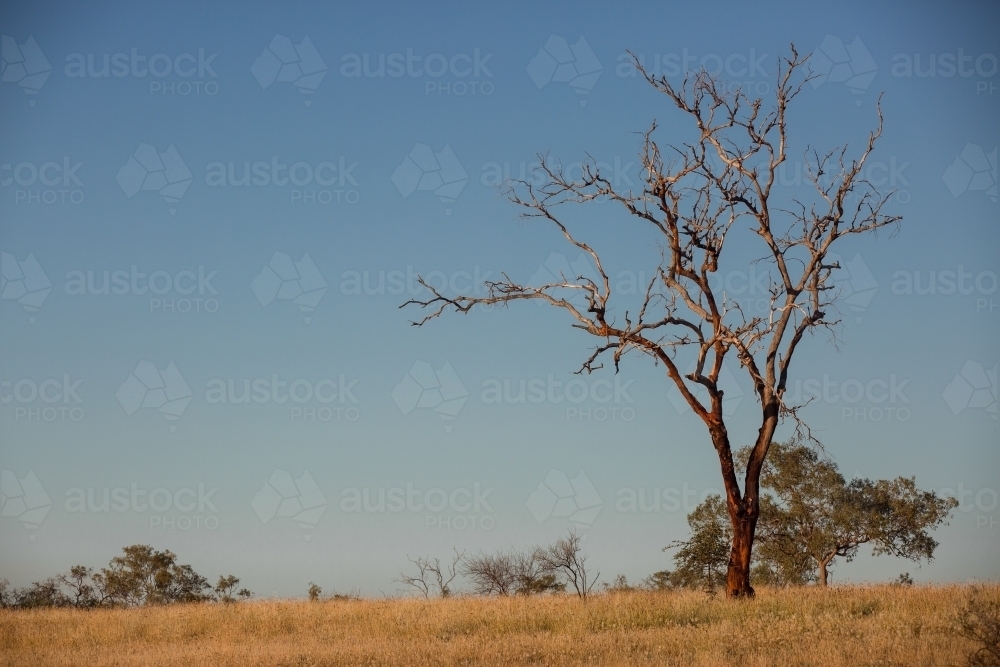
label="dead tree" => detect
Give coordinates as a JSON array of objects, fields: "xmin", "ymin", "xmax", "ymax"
[
  {"xmin": 460, "ymin": 549, "xmax": 519, "ymax": 596},
  {"xmin": 534, "ymin": 529, "xmax": 600, "ymax": 600},
  {"xmin": 394, "ymin": 549, "xmax": 464, "ymax": 598},
  {"xmin": 403, "ymin": 46, "xmax": 900, "ymax": 598}
]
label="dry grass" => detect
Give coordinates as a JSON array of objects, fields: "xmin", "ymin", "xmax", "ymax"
[{"xmin": 1, "ymin": 585, "xmax": 995, "ymax": 666}]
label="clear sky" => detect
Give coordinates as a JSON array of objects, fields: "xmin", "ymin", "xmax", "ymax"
[{"xmin": 1, "ymin": 0, "xmax": 997, "ymax": 597}]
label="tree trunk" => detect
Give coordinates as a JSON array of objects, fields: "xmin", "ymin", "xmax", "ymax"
[
  {"xmin": 819, "ymin": 559, "xmax": 829, "ymax": 587},
  {"xmin": 725, "ymin": 504, "xmax": 757, "ymax": 598},
  {"xmin": 708, "ymin": 422, "xmax": 760, "ymax": 599}
]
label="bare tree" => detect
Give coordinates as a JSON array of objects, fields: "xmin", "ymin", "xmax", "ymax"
[
  {"xmin": 395, "ymin": 549, "xmax": 465, "ymax": 598},
  {"xmin": 404, "ymin": 46, "xmax": 900, "ymax": 597},
  {"xmin": 513, "ymin": 549, "xmax": 565, "ymax": 595},
  {"xmin": 460, "ymin": 547, "xmax": 565, "ymax": 597},
  {"xmin": 55, "ymin": 566, "xmax": 101, "ymax": 608},
  {"xmin": 461, "ymin": 549, "xmax": 520, "ymax": 596},
  {"xmin": 534, "ymin": 530, "xmax": 600, "ymax": 600}
]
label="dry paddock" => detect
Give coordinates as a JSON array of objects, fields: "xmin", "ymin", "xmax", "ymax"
[{"xmin": 1, "ymin": 585, "xmax": 995, "ymax": 666}]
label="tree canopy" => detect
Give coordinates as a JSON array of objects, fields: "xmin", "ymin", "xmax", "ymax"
[{"xmin": 666, "ymin": 442, "xmax": 957, "ymax": 588}]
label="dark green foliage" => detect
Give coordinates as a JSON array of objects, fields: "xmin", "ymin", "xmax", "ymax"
[
  {"xmin": 664, "ymin": 495, "xmax": 732, "ymax": 592},
  {"xmin": 642, "ymin": 571, "xmax": 673, "ymax": 591},
  {"xmin": 0, "ymin": 544, "xmax": 251, "ymax": 609},
  {"xmin": 215, "ymin": 575, "xmax": 252, "ymax": 602},
  {"xmin": 308, "ymin": 582, "xmax": 322, "ymax": 601},
  {"xmin": 95, "ymin": 545, "xmax": 212, "ymax": 606},
  {"xmin": 668, "ymin": 441, "xmax": 957, "ymax": 588}
]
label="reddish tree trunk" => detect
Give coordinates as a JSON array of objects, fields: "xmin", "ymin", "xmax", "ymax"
[
  {"xmin": 708, "ymin": 421, "xmax": 762, "ymax": 599},
  {"xmin": 725, "ymin": 504, "xmax": 757, "ymax": 598}
]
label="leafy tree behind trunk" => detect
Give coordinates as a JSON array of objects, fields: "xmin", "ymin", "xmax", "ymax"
[{"xmin": 666, "ymin": 441, "xmax": 957, "ymax": 588}]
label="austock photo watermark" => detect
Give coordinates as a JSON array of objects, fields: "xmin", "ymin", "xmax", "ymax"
[
  {"xmin": 63, "ymin": 264, "xmax": 221, "ymax": 315},
  {"xmin": 480, "ymin": 374, "xmax": 636, "ymax": 422},
  {"xmin": 252, "ymin": 470, "xmax": 328, "ymax": 539},
  {"xmin": 1, "ymin": 34, "xmax": 52, "ymax": 106},
  {"xmin": 0, "ymin": 373, "xmax": 85, "ymax": 424},
  {"xmin": 115, "ymin": 361, "xmax": 362, "ymax": 428},
  {"xmin": 890, "ymin": 266, "xmax": 998, "ymax": 313},
  {"xmin": 890, "ymin": 48, "xmax": 998, "ymax": 94},
  {"xmin": 664, "ymin": 367, "xmax": 911, "ymax": 423},
  {"xmin": 3, "ymin": 473, "xmax": 221, "ymax": 536},
  {"xmin": 786, "ymin": 373, "xmax": 912, "ymax": 423},
  {"xmin": 339, "ymin": 46, "xmax": 495, "ymax": 97},
  {"xmin": 479, "ymin": 156, "xmax": 636, "ymax": 194},
  {"xmin": 943, "ymin": 143, "xmax": 997, "ymax": 203},
  {"xmin": 118, "ymin": 145, "xmax": 362, "ymax": 213},
  {"xmin": 390, "ymin": 360, "xmax": 636, "ymax": 427},
  {"xmin": 943, "ymin": 361, "xmax": 997, "ymax": 421},
  {"xmin": 249, "ymin": 470, "xmax": 495, "ymax": 535},
  {"xmin": 615, "ymin": 483, "xmax": 723, "ymax": 514},
  {"xmin": 116, "ymin": 360, "xmax": 193, "ymax": 431},
  {"xmin": 252, "ymin": 252, "xmax": 328, "ymax": 324},
  {"xmin": 392, "ymin": 361, "xmax": 467, "ymax": 432},
  {"xmin": 0, "ymin": 469, "xmax": 52, "ymax": 539},
  {"xmin": 204, "ymin": 373, "xmax": 361, "ymax": 423},
  {"xmin": 617, "ymin": 46, "xmax": 772, "ymax": 93},
  {"xmin": 252, "ymin": 35, "xmax": 496, "ymax": 102},
  {"xmin": 1, "ymin": 157, "xmax": 85, "ymax": 205},
  {"xmin": 393, "ymin": 143, "xmax": 468, "ymax": 214},
  {"xmin": 338, "ymin": 264, "xmax": 495, "ymax": 300},
  {"xmin": 618, "ymin": 36, "xmax": 881, "ymax": 107},
  {"xmin": 117, "ymin": 143, "xmax": 192, "ymax": 214},
  {"xmin": 1, "ymin": 251, "xmax": 52, "ymax": 324},
  {"xmin": 64, "ymin": 46, "xmax": 220, "ymax": 97},
  {"xmin": 527, "ymin": 470, "xmax": 603, "ymax": 527},
  {"xmin": 528, "ymin": 35, "xmax": 603, "ymax": 106},
  {"xmin": 936, "ymin": 483, "xmax": 999, "ymax": 530},
  {"xmin": 340, "ymin": 482, "xmax": 496, "ymax": 532},
  {"xmin": 64, "ymin": 482, "xmax": 221, "ymax": 531},
  {"xmin": 3, "ymin": 35, "xmax": 221, "ymax": 102},
  {"xmin": 766, "ymin": 156, "xmax": 912, "ymax": 205},
  {"xmin": 252, "ymin": 36, "xmax": 326, "ymax": 105},
  {"xmin": 204, "ymin": 156, "xmax": 360, "ymax": 205},
  {"xmin": 393, "ymin": 147, "xmax": 639, "ymax": 214}
]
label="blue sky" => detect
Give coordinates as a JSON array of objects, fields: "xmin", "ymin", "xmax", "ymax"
[{"xmin": 1, "ymin": 0, "xmax": 997, "ymax": 596}]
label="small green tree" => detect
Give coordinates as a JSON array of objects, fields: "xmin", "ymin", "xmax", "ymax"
[
  {"xmin": 8, "ymin": 578, "xmax": 69, "ymax": 608},
  {"xmin": 642, "ymin": 571, "xmax": 673, "ymax": 591},
  {"xmin": 0, "ymin": 545, "xmax": 248, "ymax": 608},
  {"xmin": 308, "ymin": 582, "xmax": 322, "ymax": 601},
  {"xmin": 93, "ymin": 545, "xmax": 213, "ymax": 606},
  {"xmin": 214, "ymin": 575, "xmax": 252, "ymax": 603},
  {"xmin": 750, "ymin": 442, "xmax": 957, "ymax": 585},
  {"xmin": 665, "ymin": 495, "xmax": 732, "ymax": 592},
  {"xmin": 674, "ymin": 442, "xmax": 958, "ymax": 587}
]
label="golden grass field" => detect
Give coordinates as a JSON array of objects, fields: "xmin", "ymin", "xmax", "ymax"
[{"xmin": 1, "ymin": 585, "xmax": 996, "ymax": 666}]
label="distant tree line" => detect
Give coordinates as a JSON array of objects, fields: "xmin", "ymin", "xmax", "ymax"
[
  {"xmin": 2, "ymin": 444, "xmax": 958, "ymax": 609},
  {"xmin": 0, "ymin": 544, "xmax": 250, "ymax": 609},
  {"xmin": 395, "ymin": 530, "xmax": 599, "ymax": 600}
]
